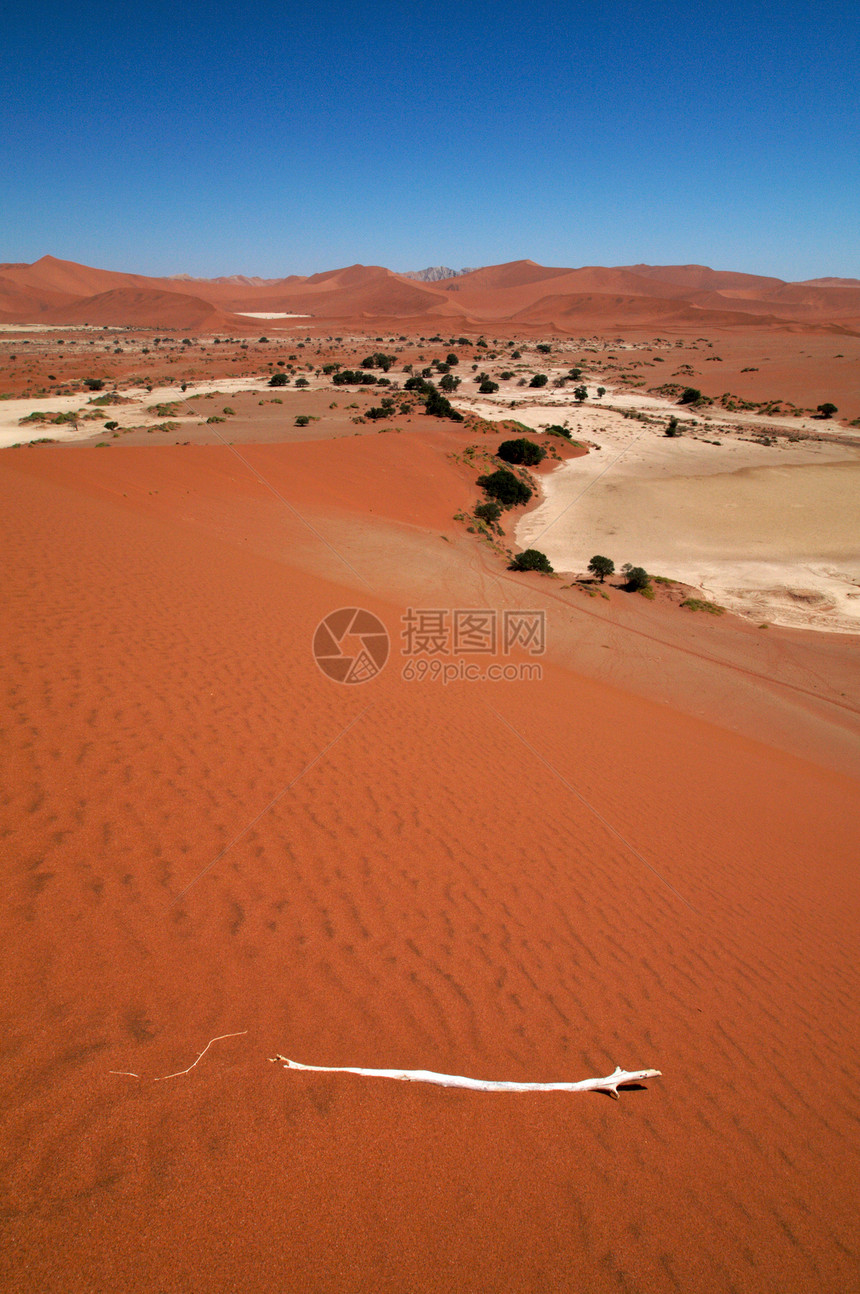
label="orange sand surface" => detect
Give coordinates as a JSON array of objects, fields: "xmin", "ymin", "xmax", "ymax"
[{"xmin": 1, "ymin": 434, "xmax": 859, "ymax": 1293}]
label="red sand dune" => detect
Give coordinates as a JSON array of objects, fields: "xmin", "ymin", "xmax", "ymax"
[
  {"xmin": 44, "ymin": 287, "xmax": 250, "ymax": 331},
  {"xmin": 510, "ymin": 290, "xmax": 790, "ymax": 331},
  {"xmin": 227, "ymin": 266, "xmax": 461, "ymax": 319},
  {"xmin": 2, "ymin": 254, "xmax": 859, "ymax": 332},
  {"xmin": 620, "ymin": 263, "xmax": 787, "ymax": 293},
  {"xmin": 1, "ymin": 430, "xmax": 858, "ymax": 1292},
  {"xmin": 0, "ymin": 274, "xmax": 80, "ymax": 322}
]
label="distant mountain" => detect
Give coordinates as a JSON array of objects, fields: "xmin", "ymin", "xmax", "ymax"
[
  {"xmin": 400, "ymin": 266, "xmax": 477, "ymax": 282},
  {"xmin": 169, "ymin": 273, "xmax": 281, "ymax": 287}
]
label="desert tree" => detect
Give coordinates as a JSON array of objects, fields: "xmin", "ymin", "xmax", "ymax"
[
  {"xmin": 588, "ymin": 555, "xmax": 614, "ymax": 582},
  {"xmin": 510, "ymin": 549, "xmax": 553, "ymax": 573}
]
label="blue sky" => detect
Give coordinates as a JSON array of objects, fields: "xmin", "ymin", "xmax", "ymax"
[{"xmin": 3, "ymin": 0, "xmax": 857, "ymax": 279}]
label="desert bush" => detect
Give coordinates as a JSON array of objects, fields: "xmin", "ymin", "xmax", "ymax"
[
  {"xmin": 510, "ymin": 549, "xmax": 553, "ymax": 573},
  {"xmin": 681, "ymin": 597, "xmax": 724, "ymax": 614},
  {"xmin": 425, "ymin": 386, "xmax": 463, "ymax": 421},
  {"xmin": 545, "ymin": 424, "xmax": 572, "ymax": 439},
  {"xmin": 333, "ymin": 370, "xmax": 377, "ymax": 385},
  {"xmin": 360, "ymin": 352, "xmax": 395, "ymax": 371},
  {"xmin": 83, "ymin": 378, "xmax": 104, "ymax": 391},
  {"xmin": 679, "ymin": 387, "xmax": 702, "ymax": 404},
  {"xmin": 497, "ymin": 437, "xmax": 545, "ymax": 466},
  {"xmin": 478, "ymin": 378, "xmax": 499, "ymax": 394},
  {"xmin": 622, "ymin": 563, "xmax": 650, "ymax": 591},
  {"xmin": 529, "ymin": 374, "xmax": 548, "ymax": 388},
  {"xmin": 664, "ymin": 417, "xmax": 681, "ymax": 436},
  {"xmin": 474, "ymin": 500, "xmax": 503, "ymax": 527},
  {"xmin": 476, "ymin": 469, "xmax": 532, "ymax": 507}
]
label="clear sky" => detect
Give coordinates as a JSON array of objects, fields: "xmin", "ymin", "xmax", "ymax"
[{"xmin": 3, "ymin": 0, "xmax": 857, "ymax": 280}]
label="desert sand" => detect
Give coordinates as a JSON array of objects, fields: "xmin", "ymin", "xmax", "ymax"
[{"xmin": 1, "ymin": 272, "xmax": 859, "ymax": 1293}]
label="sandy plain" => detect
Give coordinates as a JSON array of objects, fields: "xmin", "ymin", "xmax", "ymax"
[{"xmin": 1, "ymin": 307, "xmax": 859, "ymax": 1294}]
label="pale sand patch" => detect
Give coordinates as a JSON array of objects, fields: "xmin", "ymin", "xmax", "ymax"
[
  {"xmin": 516, "ymin": 445, "xmax": 860, "ymax": 632},
  {"xmin": 235, "ymin": 312, "xmax": 311, "ymax": 319},
  {"xmin": 0, "ymin": 377, "xmax": 276, "ymax": 447},
  {"xmin": 452, "ymin": 379, "xmax": 860, "ymax": 633}
]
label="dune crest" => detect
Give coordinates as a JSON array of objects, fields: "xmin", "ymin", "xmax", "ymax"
[{"xmin": 2, "ymin": 254, "xmax": 858, "ymax": 331}]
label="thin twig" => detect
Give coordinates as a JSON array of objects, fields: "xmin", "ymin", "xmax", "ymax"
[{"xmin": 150, "ymin": 1031, "xmax": 248, "ymax": 1081}]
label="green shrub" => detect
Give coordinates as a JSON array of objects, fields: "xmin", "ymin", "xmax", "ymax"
[
  {"xmin": 476, "ymin": 469, "xmax": 532, "ymax": 508},
  {"xmin": 529, "ymin": 374, "xmax": 548, "ymax": 388},
  {"xmin": 295, "ymin": 415, "xmax": 311, "ymax": 426},
  {"xmin": 665, "ymin": 417, "xmax": 681, "ymax": 436},
  {"xmin": 679, "ymin": 387, "xmax": 702, "ymax": 405},
  {"xmin": 474, "ymin": 500, "xmax": 503, "ymax": 527},
  {"xmin": 510, "ymin": 549, "xmax": 553, "ymax": 573},
  {"xmin": 545, "ymin": 424, "xmax": 572, "ymax": 439},
  {"xmin": 83, "ymin": 378, "xmax": 104, "ymax": 391},
  {"xmin": 622, "ymin": 563, "xmax": 650, "ymax": 590},
  {"xmin": 681, "ymin": 597, "xmax": 724, "ymax": 614},
  {"xmin": 425, "ymin": 387, "xmax": 463, "ymax": 421},
  {"xmin": 478, "ymin": 378, "xmax": 499, "ymax": 394},
  {"xmin": 333, "ymin": 370, "xmax": 374, "ymax": 385},
  {"xmin": 497, "ymin": 437, "xmax": 545, "ymax": 466},
  {"xmin": 269, "ymin": 372, "xmax": 288, "ymax": 387}
]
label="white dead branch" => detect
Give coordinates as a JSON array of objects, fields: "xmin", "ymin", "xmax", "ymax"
[{"xmin": 270, "ymin": 1055, "xmax": 661, "ymax": 1099}]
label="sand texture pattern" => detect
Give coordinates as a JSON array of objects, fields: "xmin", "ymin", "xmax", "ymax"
[{"xmin": 1, "ymin": 434, "xmax": 859, "ymax": 1293}]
